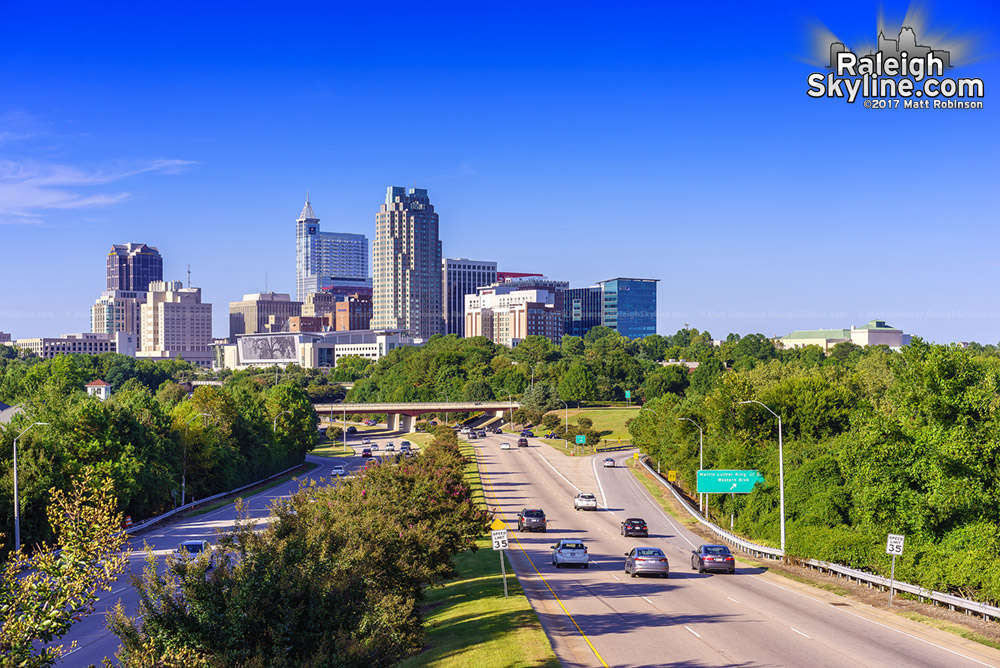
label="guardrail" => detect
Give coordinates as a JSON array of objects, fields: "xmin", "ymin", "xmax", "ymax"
[
  {"xmin": 636, "ymin": 455, "xmax": 1000, "ymax": 621},
  {"xmin": 596, "ymin": 443, "xmax": 634, "ymax": 453},
  {"xmin": 126, "ymin": 462, "xmax": 307, "ymax": 535}
]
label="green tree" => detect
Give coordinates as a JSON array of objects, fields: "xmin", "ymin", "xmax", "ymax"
[
  {"xmin": 558, "ymin": 363, "xmax": 596, "ymax": 405},
  {"xmin": 1, "ymin": 475, "xmax": 129, "ymax": 667},
  {"xmin": 641, "ymin": 365, "xmax": 690, "ymax": 400}
]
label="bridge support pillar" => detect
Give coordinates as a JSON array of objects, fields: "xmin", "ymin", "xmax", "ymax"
[
  {"xmin": 386, "ymin": 413, "xmax": 399, "ymax": 431},
  {"xmin": 399, "ymin": 414, "xmax": 416, "ymax": 433}
]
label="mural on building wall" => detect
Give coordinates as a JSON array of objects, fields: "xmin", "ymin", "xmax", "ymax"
[{"xmin": 238, "ymin": 335, "xmax": 297, "ymax": 363}]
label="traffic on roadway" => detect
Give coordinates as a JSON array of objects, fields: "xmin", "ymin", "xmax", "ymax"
[{"xmin": 472, "ymin": 429, "xmax": 1000, "ymax": 668}]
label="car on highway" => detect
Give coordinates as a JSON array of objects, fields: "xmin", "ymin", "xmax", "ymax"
[
  {"xmin": 346, "ymin": 426, "xmax": 357, "ymax": 434},
  {"xmin": 400, "ymin": 440, "xmax": 411, "ymax": 448},
  {"xmin": 520, "ymin": 430, "xmax": 534, "ymax": 437},
  {"xmin": 476, "ymin": 430, "xmax": 486, "ymax": 437},
  {"xmin": 365, "ymin": 458, "xmax": 379, "ymax": 469},
  {"xmin": 517, "ymin": 437, "xmax": 529, "ymax": 447},
  {"xmin": 175, "ymin": 539, "xmax": 214, "ymax": 567},
  {"xmin": 624, "ymin": 547, "xmax": 669, "ymax": 578},
  {"xmin": 385, "ymin": 443, "xmax": 395, "ymax": 452},
  {"xmin": 362, "ymin": 437, "xmax": 371, "ymax": 444},
  {"xmin": 331, "ymin": 464, "xmax": 346, "ymax": 476},
  {"xmin": 551, "ymin": 539, "xmax": 589, "ymax": 568},
  {"xmin": 371, "ymin": 443, "xmax": 380, "ymax": 451},
  {"xmin": 365, "ymin": 419, "xmax": 377, "ymax": 426},
  {"xmin": 517, "ymin": 508, "xmax": 547, "ymax": 532},
  {"xmin": 574, "ymin": 492, "xmax": 598, "ymax": 511},
  {"xmin": 460, "ymin": 427, "xmax": 472, "ymax": 434},
  {"xmin": 361, "ymin": 448, "xmax": 372, "ymax": 458},
  {"xmin": 691, "ymin": 544, "xmax": 736, "ymax": 574},
  {"xmin": 399, "ymin": 443, "xmax": 411, "ymax": 454},
  {"xmin": 467, "ymin": 432, "xmax": 477, "ymax": 439},
  {"xmin": 621, "ymin": 517, "xmax": 648, "ymax": 537},
  {"xmin": 500, "ymin": 441, "xmax": 511, "ymax": 450},
  {"xmin": 603, "ymin": 457, "xmax": 615, "ymax": 468}
]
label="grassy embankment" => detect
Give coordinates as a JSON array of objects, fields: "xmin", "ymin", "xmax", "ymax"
[
  {"xmin": 183, "ymin": 461, "xmax": 318, "ymax": 517},
  {"xmin": 397, "ymin": 439, "xmax": 558, "ymax": 668},
  {"xmin": 532, "ymin": 405, "xmax": 640, "ymax": 455}
]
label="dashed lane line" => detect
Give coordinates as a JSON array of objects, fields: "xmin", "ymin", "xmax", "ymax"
[{"xmin": 475, "ymin": 443, "xmax": 610, "ymax": 668}]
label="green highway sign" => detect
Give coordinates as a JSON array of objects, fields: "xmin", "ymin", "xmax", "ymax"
[
  {"xmin": 575, "ymin": 435, "xmax": 586, "ymax": 444},
  {"xmin": 697, "ymin": 469, "xmax": 765, "ymax": 494},
  {"xmin": 625, "ymin": 390, "xmax": 631, "ymax": 399}
]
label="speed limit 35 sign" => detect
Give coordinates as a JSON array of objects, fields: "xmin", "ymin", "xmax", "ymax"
[
  {"xmin": 491, "ymin": 529, "xmax": 509, "ymax": 551},
  {"xmin": 886, "ymin": 533, "xmax": 905, "ymax": 555}
]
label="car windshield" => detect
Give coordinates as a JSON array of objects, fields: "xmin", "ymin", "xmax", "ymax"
[
  {"xmin": 637, "ymin": 548, "xmax": 664, "ymax": 557},
  {"xmin": 704, "ymin": 546, "xmax": 731, "ymax": 555},
  {"xmin": 561, "ymin": 543, "xmax": 584, "ymax": 550},
  {"xmin": 579, "ymin": 494, "xmax": 595, "ymax": 500},
  {"xmin": 524, "ymin": 510, "xmax": 544, "ymax": 518},
  {"xmin": 180, "ymin": 543, "xmax": 204, "ymax": 554},
  {"xmin": 627, "ymin": 518, "xmax": 645, "ymax": 524}
]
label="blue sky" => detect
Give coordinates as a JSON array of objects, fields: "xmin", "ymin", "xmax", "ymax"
[{"xmin": 1, "ymin": 1, "xmax": 997, "ymax": 343}]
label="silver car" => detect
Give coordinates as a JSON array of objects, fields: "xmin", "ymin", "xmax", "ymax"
[
  {"xmin": 331, "ymin": 464, "xmax": 346, "ymax": 476},
  {"xmin": 574, "ymin": 493, "xmax": 598, "ymax": 511},
  {"xmin": 551, "ymin": 539, "xmax": 589, "ymax": 569},
  {"xmin": 625, "ymin": 547, "xmax": 669, "ymax": 578},
  {"xmin": 175, "ymin": 539, "xmax": 214, "ymax": 568}
]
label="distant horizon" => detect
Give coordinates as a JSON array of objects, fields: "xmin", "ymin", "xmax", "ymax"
[{"xmin": 1, "ymin": 1, "xmax": 997, "ymax": 345}]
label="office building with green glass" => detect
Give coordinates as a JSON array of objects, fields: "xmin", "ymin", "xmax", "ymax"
[{"xmin": 597, "ymin": 278, "xmax": 658, "ymax": 339}]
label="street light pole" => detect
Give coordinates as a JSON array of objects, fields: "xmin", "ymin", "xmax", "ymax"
[
  {"xmin": 13, "ymin": 422, "xmax": 48, "ymax": 552},
  {"xmin": 183, "ymin": 413, "xmax": 211, "ymax": 507},
  {"xmin": 273, "ymin": 410, "xmax": 292, "ymax": 434},
  {"xmin": 739, "ymin": 400, "xmax": 785, "ymax": 553},
  {"xmin": 678, "ymin": 418, "xmax": 704, "ymax": 514}
]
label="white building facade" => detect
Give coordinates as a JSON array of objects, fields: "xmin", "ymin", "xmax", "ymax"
[
  {"xmin": 137, "ymin": 280, "xmax": 213, "ymax": 367},
  {"xmin": 295, "ymin": 198, "xmax": 369, "ymax": 302}
]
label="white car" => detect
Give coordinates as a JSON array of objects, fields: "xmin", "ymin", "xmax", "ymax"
[
  {"xmin": 385, "ymin": 443, "xmax": 395, "ymax": 452},
  {"xmin": 602, "ymin": 457, "xmax": 615, "ymax": 468},
  {"xmin": 551, "ymin": 539, "xmax": 589, "ymax": 568},
  {"xmin": 371, "ymin": 443, "xmax": 380, "ymax": 451},
  {"xmin": 175, "ymin": 539, "xmax": 214, "ymax": 568},
  {"xmin": 574, "ymin": 493, "xmax": 598, "ymax": 511},
  {"xmin": 362, "ymin": 437, "xmax": 371, "ymax": 444},
  {"xmin": 331, "ymin": 464, "xmax": 346, "ymax": 476},
  {"xmin": 500, "ymin": 442, "xmax": 511, "ymax": 450}
]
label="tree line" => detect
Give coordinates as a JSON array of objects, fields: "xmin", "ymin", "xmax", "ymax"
[{"xmin": 0, "ymin": 352, "xmax": 318, "ymax": 553}]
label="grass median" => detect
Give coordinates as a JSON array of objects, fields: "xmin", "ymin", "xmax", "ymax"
[{"xmin": 397, "ymin": 439, "xmax": 557, "ymax": 667}]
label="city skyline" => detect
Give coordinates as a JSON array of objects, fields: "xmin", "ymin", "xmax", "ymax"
[{"xmin": 1, "ymin": 1, "xmax": 997, "ymax": 344}]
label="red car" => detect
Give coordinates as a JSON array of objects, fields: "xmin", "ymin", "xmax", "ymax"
[{"xmin": 361, "ymin": 448, "xmax": 372, "ymax": 458}]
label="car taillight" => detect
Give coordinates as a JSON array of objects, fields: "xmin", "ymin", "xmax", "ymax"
[
  {"xmin": 726, "ymin": 557, "xmax": 734, "ymax": 561},
  {"xmin": 558, "ymin": 550, "xmax": 563, "ymax": 554},
  {"xmin": 583, "ymin": 547, "xmax": 588, "ymax": 554}
]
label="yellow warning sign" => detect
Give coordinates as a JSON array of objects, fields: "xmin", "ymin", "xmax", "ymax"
[
  {"xmin": 490, "ymin": 518, "xmax": 507, "ymax": 531},
  {"xmin": 668, "ymin": 470, "xmax": 677, "ymax": 481},
  {"xmin": 633, "ymin": 453, "xmax": 639, "ymax": 460}
]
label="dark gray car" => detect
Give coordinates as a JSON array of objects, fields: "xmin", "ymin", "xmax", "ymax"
[{"xmin": 517, "ymin": 508, "xmax": 547, "ymax": 532}]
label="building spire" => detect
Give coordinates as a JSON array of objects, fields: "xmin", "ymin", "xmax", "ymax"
[{"xmin": 299, "ymin": 192, "xmax": 317, "ymax": 221}]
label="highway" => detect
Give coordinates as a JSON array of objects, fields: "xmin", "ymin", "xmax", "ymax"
[
  {"xmin": 474, "ymin": 432, "xmax": 1000, "ymax": 668},
  {"xmin": 54, "ymin": 442, "xmax": 370, "ymax": 666}
]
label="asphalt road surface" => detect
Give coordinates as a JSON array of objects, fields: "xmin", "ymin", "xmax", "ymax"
[
  {"xmin": 475, "ymin": 432, "xmax": 1000, "ymax": 668},
  {"xmin": 55, "ymin": 427, "xmax": 409, "ymax": 667}
]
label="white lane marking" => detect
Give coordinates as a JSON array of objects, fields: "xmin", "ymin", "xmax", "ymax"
[
  {"xmin": 727, "ymin": 596, "xmax": 741, "ymax": 604},
  {"xmin": 592, "ymin": 455, "xmax": 608, "ymax": 508},
  {"xmin": 611, "ymin": 574, "xmax": 620, "ymax": 581},
  {"xmin": 622, "ymin": 462, "xmax": 697, "ymax": 549},
  {"xmin": 642, "ymin": 596, "xmax": 655, "ymax": 605},
  {"xmin": 836, "ymin": 607, "xmax": 998, "ymax": 668},
  {"xmin": 685, "ymin": 625, "xmax": 701, "ymax": 638},
  {"xmin": 111, "ymin": 586, "xmax": 127, "ymax": 595},
  {"xmin": 791, "ymin": 627, "xmax": 812, "ymax": 639},
  {"xmin": 530, "ymin": 447, "xmax": 581, "ymax": 493},
  {"xmin": 753, "ymin": 576, "xmax": 998, "ymax": 668}
]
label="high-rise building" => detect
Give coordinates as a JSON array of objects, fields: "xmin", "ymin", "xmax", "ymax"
[
  {"xmin": 107, "ymin": 243, "xmax": 163, "ymax": 291},
  {"xmin": 498, "ymin": 275, "xmax": 569, "ymax": 315},
  {"xmin": 597, "ymin": 278, "xmax": 658, "ymax": 339},
  {"xmin": 372, "ymin": 187, "xmax": 442, "ymax": 339},
  {"xmin": 229, "ymin": 293, "xmax": 302, "ymax": 340},
  {"xmin": 465, "ymin": 284, "xmax": 562, "ymax": 347},
  {"xmin": 91, "ymin": 289, "xmax": 147, "ymax": 347},
  {"xmin": 443, "ymin": 258, "xmax": 497, "ymax": 337},
  {"xmin": 295, "ymin": 197, "xmax": 369, "ymax": 302},
  {"xmin": 137, "ymin": 280, "xmax": 213, "ymax": 367},
  {"xmin": 563, "ymin": 285, "xmax": 603, "ymax": 338}
]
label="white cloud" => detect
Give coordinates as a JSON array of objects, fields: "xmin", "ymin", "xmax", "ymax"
[{"xmin": 0, "ymin": 158, "xmax": 196, "ymax": 224}]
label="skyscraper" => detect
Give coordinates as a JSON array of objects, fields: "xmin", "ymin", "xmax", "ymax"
[
  {"xmin": 107, "ymin": 243, "xmax": 162, "ymax": 291},
  {"xmin": 229, "ymin": 293, "xmax": 302, "ymax": 340},
  {"xmin": 137, "ymin": 280, "xmax": 214, "ymax": 368},
  {"xmin": 563, "ymin": 285, "xmax": 603, "ymax": 337},
  {"xmin": 443, "ymin": 258, "xmax": 497, "ymax": 337},
  {"xmin": 295, "ymin": 197, "xmax": 369, "ymax": 302},
  {"xmin": 597, "ymin": 278, "xmax": 658, "ymax": 339},
  {"xmin": 372, "ymin": 187, "xmax": 443, "ymax": 339}
]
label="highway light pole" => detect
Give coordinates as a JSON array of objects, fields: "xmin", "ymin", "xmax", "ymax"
[
  {"xmin": 13, "ymin": 422, "xmax": 48, "ymax": 552},
  {"xmin": 678, "ymin": 418, "xmax": 705, "ymax": 514},
  {"xmin": 739, "ymin": 400, "xmax": 786, "ymax": 553},
  {"xmin": 183, "ymin": 413, "xmax": 211, "ymax": 507}
]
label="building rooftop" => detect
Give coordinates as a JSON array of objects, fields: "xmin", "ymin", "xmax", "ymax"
[
  {"xmin": 596, "ymin": 277, "xmax": 661, "ymax": 284},
  {"xmin": 86, "ymin": 379, "xmax": 112, "ymax": 387},
  {"xmin": 782, "ymin": 329, "xmax": 852, "ymax": 340}
]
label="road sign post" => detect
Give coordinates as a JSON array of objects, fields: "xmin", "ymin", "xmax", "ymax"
[
  {"xmin": 491, "ymin": 519, "xmax": 509, "ymax": 599},
  {"xmin": 886, "ymin": 533, "xmax": 904, "ymax": 606},
  {"xmin": 575, "ymin": 434, "xmax": 586, "ymax": 455},
  {"xmin": 625, "ymin": 390, "xmax": 631, "ymax": 407}
]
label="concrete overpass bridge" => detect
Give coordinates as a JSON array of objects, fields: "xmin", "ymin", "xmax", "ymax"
[{"xmin": 313, "ymin": 401, "xmax": 520, "ymax": 432}]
